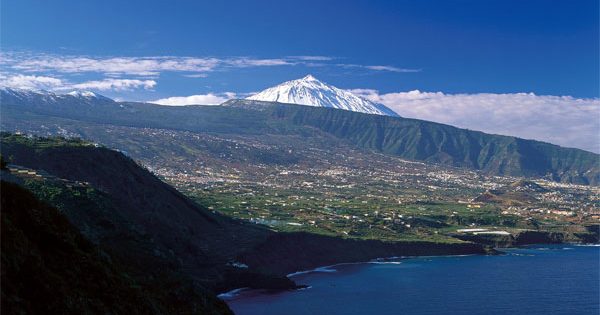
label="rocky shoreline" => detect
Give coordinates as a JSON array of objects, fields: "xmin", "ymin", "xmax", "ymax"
[
  {"xmin": 449, "ymin": 227, "xmax": 599, "ymax": 248},
  {"xmin": 217, "ymin": 227, "xmax": 599, "ymax": 295},
  {"xmin": 213, "ymin": 232, "xmax": 489, "ymax": 293}
]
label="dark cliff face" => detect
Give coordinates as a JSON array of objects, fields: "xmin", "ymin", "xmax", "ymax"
[
  {"xmin": 450, "ymin": 233, "xmax": 516, "ymax": 248},
  {"xmin": 1, "ymin": 181, "xmax": 233, "ymax": 315},
  {"xmin": 450, "ymin": 229, "xmax": 599, "ymax": 248},
  {"xmin": 514, "ymin": 231, "xmax": 566, "ymax": 245},
  {"xmin": 577, "ymin": 225, "xmax": 600, "ymax": 244},
  {"xmin": 0, "ymin": 136, "xmax": 272, "ymax": 272}
]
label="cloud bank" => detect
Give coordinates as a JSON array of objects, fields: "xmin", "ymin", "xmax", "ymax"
[
  {"xmin": 67, "ymin": 79, "xmax": 156, "ymax": 91},
  {"xmin": 0, "ymin": 74, "xmax": 64, "ymax": 90},
  {"xmin": 0, "ymin": 73, "xmax": 156, "ymax": 92},
  {"xmin": 350, "ymin": 89, "xmax": 600, "ymax": 153},
  {"xmin": 339, "ymin": 64, "xmax": 421, "ymax": 73},
  {"xmin": 2, "ymin": 52, "xmax": 289, "ymax": 77},
  {"xmin": 1, "ymin": 51, "xmax": 410, "ymax": 79},
  {"xmin": 0, "ymin": 51, "xmax": 415, "ymax": 93},
  {"xmin": 151, "ymin": 92, "xmax": 237, "ymax": 106}
]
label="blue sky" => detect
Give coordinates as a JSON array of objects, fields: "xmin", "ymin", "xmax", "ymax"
[
  {"xmin": 1, "ymin": 0, "xmax": 598, "ymax": 100},
  {"xmin": 1, "ymin": 0, "xmax": 599, "ymax": 153}
]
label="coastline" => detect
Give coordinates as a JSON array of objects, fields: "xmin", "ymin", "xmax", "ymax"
[
  {"xmin": 224, "ymin": 244, "xmax": 599, "ymax": 315},
  {"xmin": 236, "ymin": 231, "xmax": 489, "ymax": 278},
  {"xmin": 215, "ymin": 223, "xmax": 598, "ymax": 298},
  {"xmin": 285, "ymin": 253, "xmax": 479, "ymax": 278},
  {"xmin": 220, "ymin": 253, "xmax": 485, "ymax": 300},
  {"xmin": 219, "ymin": 240, "xmax": 599, "ymax": 300},
  {"xmin": 280, "ymin": 241, "xmax": 599, "ymax": 279}
]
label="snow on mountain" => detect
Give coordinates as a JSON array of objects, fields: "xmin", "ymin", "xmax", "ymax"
[
  {"xmin": 1, "ymin": 88, "xmax": 113, "ymax": 103},
  {"xmin": 246, "ymin": 75, "xmax": 399, "ymax": 116},
  {"xmin": 1, "ymin": 87, "xmax": 54, "ymax": 98},
  {"xmin": 67, "ymin": 90, "xmax": 101, "ymax": 98}
]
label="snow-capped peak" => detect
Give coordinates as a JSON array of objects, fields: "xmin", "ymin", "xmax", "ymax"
[
  {"xmin": 300, "ymin": 74, "xmax": 318, "ymax": 81},
  {"xmin": 65, "ymin": 90, "xmax": 113, "ymax": 101},
  {"xmin": 246, "ymin": 75, "xmax": 398, "ymax": 116},
  {"xmin": 67, "ymin": 90, "xmax": 99, "ymax": 98}
]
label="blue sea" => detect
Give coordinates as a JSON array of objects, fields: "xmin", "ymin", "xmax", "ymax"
[{"xmin": 225, "ymin": 245, "xmax": 599, "ymax": 315}]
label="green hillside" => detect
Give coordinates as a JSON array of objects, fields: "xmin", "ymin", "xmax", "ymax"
[
  {"xmin": 255, "ymin": 101, "xmax": 599, "ymax": 184},
  {"xmin": 2, "ymin": 91, "xmax": 597, "ymax": 184},
  {"xmin": 0, "ymin": 134, "xmax": 489, "ymax": 301}
]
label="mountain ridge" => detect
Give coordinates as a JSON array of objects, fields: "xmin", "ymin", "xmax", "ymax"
[{"xmin": 1, "ymin": 89, "xmax": 598, "ymax": 184}]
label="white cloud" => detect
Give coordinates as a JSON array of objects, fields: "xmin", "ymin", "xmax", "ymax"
[
  {"xmin": 0, "ymin": 74, "xmax": 64, "ymax": 90},
  {"xmin": 151, "ymin": 92, "xmax": 237, "ymax": 106},
  {"xmin": 10, "ymin": 55, "xmax": 219, "ymax": 76},
  {"xmin": 349, "ymin": 89, "xmax": 600, "ymax": 153},
  {"xmin": 225, "ymin": 58, "xmax": 293, "ymax": 67},
  {"xmin": 3, "ymin": 52, "xmax": 300, "ymax": 77},
  {"xmin": 338, "ymin": 63, "xmax": 421, "ymax": 73},
  {"xmin": 1, "ymin": 51, "xmax": 419, "ymax": 78},
  {"xmin": 287, "ymin": 56, "xmax": 334, "ymax": 61},
  {"xmin": 364, "ymin": 65, "xmax": 421, "ymax": 73},
  {"xmin": 183, "ymin": 73, "xmax": 208, "ymax": 78},
  {"xmin": 67, "ymin": 79, "xmax": 156, "ymax": 91},
  {"xmin": 0, "ymin": 73, "xmax": 156, "ymax": 92}
]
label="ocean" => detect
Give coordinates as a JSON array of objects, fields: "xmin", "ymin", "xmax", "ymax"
[{"xmin": 225, "ymin": 245, "xmax": 599, "ymax": 315}]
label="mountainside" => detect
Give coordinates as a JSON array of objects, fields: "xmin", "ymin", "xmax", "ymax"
[
  {"xmin": 1, "ymin": 87, "xmax": 113, "ymax": 105},
  {"xmin": 0, "ymin": 134, "xmax": 490, "ymax": 296},
  {"xmin": 226, "ymin": 100, "xmax": 598, "ymax": 184},
  {"xmin": 1, "ymin": 181, "xmax": 233, "ymax": 315},
  {"xmin": 248, "ymin": 101, "xmax": 599, "ymax": 185},
  {"xmin": 1, "ymin": 89, "xmax": 598, "ymax": 184},
  {"xmin": 0, "ymin": 134, "xmax": 276, "ymax": 289},
  {"xmin": 246, "ymin": 75, "xmax": 398, "ymax": 116}
]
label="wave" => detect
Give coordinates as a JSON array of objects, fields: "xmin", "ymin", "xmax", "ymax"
[
  {"xmin": 509, "ymin": 253, "xmax": 535, "ymax": 257},
  {"xmin": 217, "ymin": 287, "xmax": 248, "ymax": 300},
  {"xmin": 369, "ymin": 261, "xmax": 402, "ymax": 265},
  {"xmin": 287, "ymin": 266, "xmax": 338, "ymax": 277},
  {"xmin": 287, "ymin": 253, "xmax": 481, "ymax": 278},
  {"xmin": 296, "ymin": 285, "xmax": 313, "ymax": 291}
]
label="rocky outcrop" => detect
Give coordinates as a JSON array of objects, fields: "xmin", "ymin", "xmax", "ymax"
[
  {"xmin": 451, "ymin": 229, "xmax": 599, "ymax": 248},
  {"xmin": 514, "ymin": 231, "xmax": 565, "ymax": 245}
]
